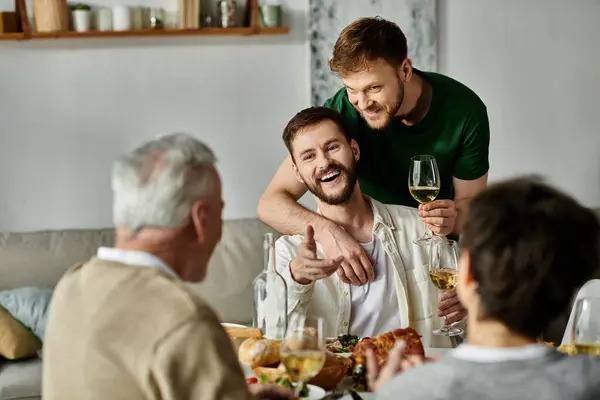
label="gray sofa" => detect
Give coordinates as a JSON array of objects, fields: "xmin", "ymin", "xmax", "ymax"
[{"xmin": 0, "ymin": 218, "xmax": 274, "ymax": 400}]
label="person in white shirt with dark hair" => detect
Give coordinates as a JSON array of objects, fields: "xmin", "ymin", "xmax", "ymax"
[{"xmin": 272, "ymin": 107, "xmax": 466, "ymax": 348}]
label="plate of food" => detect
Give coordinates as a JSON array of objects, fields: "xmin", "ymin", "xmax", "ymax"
[
  {"xmin": 333, "ymin": 328, "xmax": 427, "ymax": 392},
  {"xmin": 231, "ymin": 326, "xmax": 427, "ymax": 394},
  {"xmin": 235, "ymin": 334, "xmax": 353, "ymax": 391},
  {"xmin": 326, "ymin": 334, "xmax": 360, "ymax": 357},
  {"xmin": 246, "ymin": 376, "xmax": 326, "ymax": 399}
]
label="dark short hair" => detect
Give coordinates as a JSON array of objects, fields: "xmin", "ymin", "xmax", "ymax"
[
  {"xmin": 329, "ymin": 17, "xmax": 408, "ymax": 77},
  {"xmin": 461, "ymin": 176, "xmax": 600, "ymax": 339},
  {"xmin": 282, "ymin": 107, "xmax": 351, "ymax": 159}
]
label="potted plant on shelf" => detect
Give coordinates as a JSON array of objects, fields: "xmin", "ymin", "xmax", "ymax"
[{"xmin": 69, "ymin": 3, "xmax": 91, "ymax": 32}]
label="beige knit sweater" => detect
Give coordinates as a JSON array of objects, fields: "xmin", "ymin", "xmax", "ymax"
[{"xmin": 42, "ymin": 257, "xmax": 253, "ymax": 400}]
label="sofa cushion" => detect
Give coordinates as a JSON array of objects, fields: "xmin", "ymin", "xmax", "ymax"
[
  {"xmin": 0, "ymin": 307, "xmax": 40, "ymax": 361},
  {"xmin": 0, "ymin": 229, "xmax": 114, "ymax": 291},
  {"xmin": 0, "ymin": 359, "xmax": 41, "ymax": 400},
  {"xmin": 0, "ymin": 288, "xmax": 53, "ymax": 341}
]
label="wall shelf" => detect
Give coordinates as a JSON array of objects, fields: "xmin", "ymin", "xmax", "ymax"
[
  {"xmin": 0, "ymin": 27, "xmax": 288, "ymax": 41},
  {"xmin": 2, "ymin": 0, "xmax": 288, "ymax": 42}
]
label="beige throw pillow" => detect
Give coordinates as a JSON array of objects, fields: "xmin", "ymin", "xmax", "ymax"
[{"xmin": 0, "ymin": 304, "xmax": 41, "ymax": 360}]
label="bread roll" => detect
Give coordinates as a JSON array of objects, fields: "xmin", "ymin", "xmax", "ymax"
[
  {"xmin": 224, "ymin": 326, "xmax": 263, "ymax": 340},
  {"xmin": 238, "ymin": 337, "xmax": 281, "ymax": 368}
]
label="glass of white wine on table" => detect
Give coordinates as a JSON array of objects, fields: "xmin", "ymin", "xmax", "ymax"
[
  {"xmin": 280, "ymin": 315, "xmax": 326, "ymax": 397},
  {"xmin": 408, "ymin": 155, "xmax": 442, "ymax": 245},
  {"xmin": 572, "ymin": 297, "xmax": 600, "ymax": 355},
  {"xmin": 428, "ymin": 238, "xmax": 464, "ymax": 337}
]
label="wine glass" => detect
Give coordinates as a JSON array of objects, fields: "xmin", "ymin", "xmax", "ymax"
[
  {"xmin": 280, "ymin": 314, "xmax": 326, "ymax": 396},
  {"xmin": 408, "ymin": 155, "xmax": 441, "ymax": 245},
  {"xmin": 428, "ymin": 239, "xmax": 463, "ymax": 337},
  {"xmin": 571, "ymin": 297, "xmax": 600, "ymax": 355}
]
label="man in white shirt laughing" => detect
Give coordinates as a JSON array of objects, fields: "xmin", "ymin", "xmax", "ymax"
[{"xmin": 273, "ymin": 107, "xmax": 466, "ymax": 348}]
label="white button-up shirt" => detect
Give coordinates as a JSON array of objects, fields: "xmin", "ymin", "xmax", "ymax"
[{"xmin": 274, "ymin": 197, "xmax": 452, "ymax": 349}]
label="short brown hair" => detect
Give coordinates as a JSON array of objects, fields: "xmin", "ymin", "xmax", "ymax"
[
  {"xmin": 461, "ymin": 176, "xmax": 600, "ymax": 339},
  {"xmin": 329, "ymin": 17, "xmax": 408, "ymax": 76},
  {"xmin": 282, "ymin": 107, "xmax": 350, "ymax": 159}
]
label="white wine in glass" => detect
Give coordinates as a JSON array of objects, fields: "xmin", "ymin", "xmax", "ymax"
[
  {"xmin": 429, "ymin": 239, "xmax": 463, "ymax": 337},
  {"xmin": 429, "ymin": 268, "xmax": 458, "ymax": 291},
  {"xmin": 572, "ymin": 297, "xmax": 600, "ymax": 355},
  {"xmin": 408, "ymin": 155, "xmax": 441, "ymax": 245},
  {"xmin": 280, "ymin": 315, "xmax": 326, "ymax": 395}
]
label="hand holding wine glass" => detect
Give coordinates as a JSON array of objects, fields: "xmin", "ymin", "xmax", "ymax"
[
  {"xmin": 280, "ymin": 315, "xmax": 326, "ymax": 396},
  {"xmin": 572, "ymin": 297, "xmax": 600, "ymax": 355},
  {"xmin": 408, "ymin": 155, "xmax": 442, "ymax": 245},
  {"xmin": 428, "ymin": 239, "xmax": 464, "ymax": 337},
  {"xmin": 418, "ymin": 199, "xmax": 458, "ymax": 237}
]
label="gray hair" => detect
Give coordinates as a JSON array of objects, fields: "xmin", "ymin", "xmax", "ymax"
[{"xmin": 111, "ymin": 133, "xmax": 217, "ymax": 229}]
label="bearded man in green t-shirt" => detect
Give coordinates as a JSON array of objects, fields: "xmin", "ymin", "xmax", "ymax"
[{"xmin": 258, "ymin": 17, "xmax": 490, "ymax": 286}]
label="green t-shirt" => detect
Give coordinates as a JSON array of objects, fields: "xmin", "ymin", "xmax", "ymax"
[{"xmin": 323, "ymin": 70, "xmax": 490, "ymax": 208}]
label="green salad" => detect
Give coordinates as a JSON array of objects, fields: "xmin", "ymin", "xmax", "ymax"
[{"xmin": 326, "ymin": 333, "xmax": 360, "ymax": 353}]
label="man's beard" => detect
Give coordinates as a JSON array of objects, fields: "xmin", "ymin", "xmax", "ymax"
[
  {"xmin": 304, "ymin": 160, "xmax": 358, "ymax": 206},
  {"xmin": 361, "ymin": 79, "xmax": 404, "ymax": 130}
]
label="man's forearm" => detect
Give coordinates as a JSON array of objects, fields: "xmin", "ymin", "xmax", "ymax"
[
  {"xmin": 453, "ymin": 197, "xmax": 471, "ymax": 235},
  {"xmin": 257, "ymin": 191, "xmax": 333, "ymax": 238}
]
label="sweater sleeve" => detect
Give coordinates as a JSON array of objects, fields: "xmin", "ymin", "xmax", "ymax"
[{"xmin": 149, "ymin": 316, "xmax": 254, "ymax": 400}]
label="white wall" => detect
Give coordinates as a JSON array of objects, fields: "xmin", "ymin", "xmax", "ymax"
[
  {"xmin": 3, "ymin": 0, "xmax": 600, "ymax": 232},
  {"xmin": 0, "ymin": 0, "xmax": 310, "ymax": 231},
  {"xmin": 438, "ymin": 0, "xmax": 600, "ymax": 208}
]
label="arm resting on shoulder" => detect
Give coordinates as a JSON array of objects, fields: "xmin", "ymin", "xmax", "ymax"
[
  {"xmin": 150, "ymin": 317, "xmax": 252, "ymax": 400},
  {"xmin": 452, "ymin": 173, "xmax": 488, "ymax": 234},
  {"xmin": 257, "ymin": 155, "xmax": 335, "ymax": 242},
  {"xmin": 452, "ymin": 101, "xmax": 490, "ymax": 234}
]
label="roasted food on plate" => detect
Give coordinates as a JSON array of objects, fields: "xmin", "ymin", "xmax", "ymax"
[
  {"xmin": 238, "ymin": 328, "xmax": 425, "ymax": 392},
  {"xmin": 349, "ymin": 328, "xmax": 425, "ymax": 392},
  {"xmin": 351, "ymin": 327, "xmax": 425, "ymax": 367}
]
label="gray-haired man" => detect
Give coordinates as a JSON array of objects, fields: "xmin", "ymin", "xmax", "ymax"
[{"xmin": 42, "ymin": 133, "xmax": 293, "ymax": 400}]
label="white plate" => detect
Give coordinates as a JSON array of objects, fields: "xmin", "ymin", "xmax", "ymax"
[
  {"xmin": 299, "ymin": 384, "xmax": 326, "ymax": 400},
  {"xmin": 240, "ymin": 362, "xmax": 255, "ymax": 379},
  {"xmin": 221, "ymin": 322, "xmax": 247, "ymax": 328},
  {"xmin": 339, "ymin": 393, "xmax": 374, "ymax": 400},
  {"xmin": 330, "ymin": 351, "xmax": 353, "ymax": 358}
]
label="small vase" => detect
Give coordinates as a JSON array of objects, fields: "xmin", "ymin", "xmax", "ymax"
[{"xmin": 71, "ymin": 10, "xmax": 91, "ymax": 32}]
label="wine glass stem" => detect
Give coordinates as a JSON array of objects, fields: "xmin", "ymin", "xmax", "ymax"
[
  {"xmin": 440, "ymin": 315, "xmax": 449, "ymax": 332},
  {"xmin": 295, "ymin": 381, "xmax": 304, "ymax": 396},
  {"xmin": 424, "ymin": 227, "xmax": 433, "ymax": 239}
]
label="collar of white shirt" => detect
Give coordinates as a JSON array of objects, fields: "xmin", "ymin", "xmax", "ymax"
[
  {"xmin": 96, "ymin": 246, "xmax": 180, "ymax": 280},
  {"xmin": 452, "ymin": 343, "xmax": 552, "ymax": 363},
  {"xmin": 315, "ymin": 195, "xmax": 398, "ymax": 233}
]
